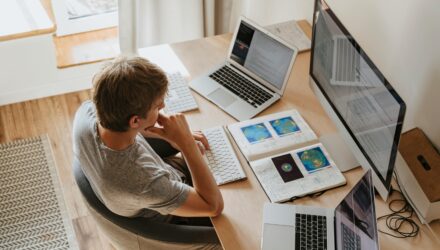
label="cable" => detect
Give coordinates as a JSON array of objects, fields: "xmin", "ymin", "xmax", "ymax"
[
  {"xmin": 308, "ymin": 190, "xmax": 327, "ymax": 198},
  {"xmin": 377, "ymin": 174, "xmax": 420, "ymax": 238},
  {"xmin": 286, "ymin": 190, "xmax": 327, "ymax": 202}
]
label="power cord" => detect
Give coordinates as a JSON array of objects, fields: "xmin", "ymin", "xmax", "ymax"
[{"xmin": 377, "ymin": 174, "xmax": 420, "ymax": 238}]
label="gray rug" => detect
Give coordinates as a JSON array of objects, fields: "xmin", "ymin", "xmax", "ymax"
[{"xmin": 0, "ymin": 135, "xmax": 77, "ymax": 250}]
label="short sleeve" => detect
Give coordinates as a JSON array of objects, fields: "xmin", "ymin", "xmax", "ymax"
[{"xmin": 139, "ymin": 173, "xmax": 191, "ymax": 215}]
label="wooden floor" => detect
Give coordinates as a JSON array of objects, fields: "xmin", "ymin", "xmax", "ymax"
[{"xmin": 0, "ymin": 90, "xmax": 115, "ymax": 250}]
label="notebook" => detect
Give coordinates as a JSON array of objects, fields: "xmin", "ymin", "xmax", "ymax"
[{"xmin": 227, "ymin": 109, "xmax": 346, "ymax": 202}]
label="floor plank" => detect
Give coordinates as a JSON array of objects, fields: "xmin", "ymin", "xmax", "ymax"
[{"xmin": 73, "ymin": 215, "xmax": 114, "ymax": 250}]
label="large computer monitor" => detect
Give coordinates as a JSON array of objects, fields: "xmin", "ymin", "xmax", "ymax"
[{"xmin": 309, "ymin": 0, "xmax": 406, "ymax": 201}]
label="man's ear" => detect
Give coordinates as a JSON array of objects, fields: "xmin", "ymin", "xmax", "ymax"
[{"xmin": 128, "ymin": 115, "xmax": 140, "ymax": 129}]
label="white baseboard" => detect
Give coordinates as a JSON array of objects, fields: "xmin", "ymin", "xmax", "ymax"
[{"xmin": 0, "ymin": 74, "xmax": 93, "ymax": 106}]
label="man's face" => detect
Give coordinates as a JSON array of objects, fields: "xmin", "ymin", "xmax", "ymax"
[
  {"xmin": 141, "ymin": 95, "xmax": 166, "ymax": 130},
  {"xmin": 137, "ymin": 96, "xmax": 165, "ymax": 131}
]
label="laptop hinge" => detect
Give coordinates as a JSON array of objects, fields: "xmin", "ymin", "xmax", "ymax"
[{"xmin": 228, "ymin": 63, "xmax": 276, "ymax": 94}]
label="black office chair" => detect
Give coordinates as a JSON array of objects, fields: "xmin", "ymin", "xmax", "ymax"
[{"xmin": 73, "ymin": 160, "xmax": 221, "ymax": 250}]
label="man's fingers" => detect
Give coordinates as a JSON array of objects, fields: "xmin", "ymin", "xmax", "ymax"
[
  {"xmin": 196, "ymin": 141, "xmax": 206, "ymax": 155},
  {"xmin": 147, "ymin": 127, "xmax": 165, "ymax": 137},
  {"xmin": 156, "ymin": 112, "xmax": 169, "ymax": 126},
  {"xmin": 193, "ymin": 131, "xmax": 210, "ymax": 150},
  {"xmin": 141, "ymin": 129, "xmax": 156, "ymax": 138}
]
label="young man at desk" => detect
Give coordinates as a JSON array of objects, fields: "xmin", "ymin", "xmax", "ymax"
[{"xmin": 72, "ymin": 57, "xmax": 223, "ymax": 236}]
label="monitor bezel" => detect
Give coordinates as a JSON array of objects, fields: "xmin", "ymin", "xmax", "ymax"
[{"xmin": 309, "ymin": 0, "xmax": 406, "ymax": 196}]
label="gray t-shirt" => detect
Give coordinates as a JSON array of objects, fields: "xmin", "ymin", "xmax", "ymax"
[{"xmin": 72, "ymin": 101, "xmax": 190, "ymax": 221}]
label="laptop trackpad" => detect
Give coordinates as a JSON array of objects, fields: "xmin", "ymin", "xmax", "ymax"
[
  {"xmin": 262, "ymin": 224, "xmax": 295, "ymax": 250},
  {"xmin": 208, "ymin": 88, "xmax": 236, "ymax": 108}
]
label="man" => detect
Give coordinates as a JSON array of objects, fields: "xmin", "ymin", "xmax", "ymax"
[{"xmin": 72, "ymin": 56, "xmax": 223, "ymax": 226}]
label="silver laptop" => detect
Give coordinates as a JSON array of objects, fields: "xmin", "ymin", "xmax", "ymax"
[
  {"xmin": 189, "ymin": 16, "xmax": 298, "ymax": 121},
  {"xmin": 262, "ymin": 170, "xmax": 379, "ymax": 250}
]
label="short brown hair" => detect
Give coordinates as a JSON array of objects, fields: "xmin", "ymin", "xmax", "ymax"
[{"xmin": 92, "ymin": 56, "xmax": 168, "ymax": 132}]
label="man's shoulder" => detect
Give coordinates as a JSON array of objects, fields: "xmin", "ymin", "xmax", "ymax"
[
  {"xmin": 72, "ymin": 100, "xmax": 97, "ymax": 143},
  {"xmin": 76, "ymin": 100, "xmax": 95, "ymax": 117}
]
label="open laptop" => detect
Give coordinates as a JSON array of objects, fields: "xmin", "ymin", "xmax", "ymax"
[
  {"xmin": 262, "ymin": 170, "xmax": 379, "ymax": 250},
  {"xmin": 189, "ymin": 16, "xmax": 298, "ymax": 121}
]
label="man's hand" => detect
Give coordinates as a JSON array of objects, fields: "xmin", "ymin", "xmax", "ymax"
[
  {"xmin": 145, "ymin": 113, "xmax": 209, "ymax": 154},
  {"xmin": 192, "ymin": 130, "xmax": 210, "ymax": 155},
  {"xmin": 141, "ymin": 126, "xmax": 180, "ymax": 150}
]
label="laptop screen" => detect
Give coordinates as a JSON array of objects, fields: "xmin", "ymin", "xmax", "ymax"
[
  {"xmin": 334, "ymin": 170, "xmax": 379, "ymax": 250},
  {"xmin": 230, "ymin": 19, "xmax": 295, "ymax": 91}
]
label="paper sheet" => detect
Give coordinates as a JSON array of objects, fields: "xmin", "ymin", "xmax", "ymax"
[
  {"xmin": 138, "ymin": 44, "xmax": 190, "ymax": 77},
  {"xmin": 266, "ymin": 20, "xmax": 311, "ymax": 52}
]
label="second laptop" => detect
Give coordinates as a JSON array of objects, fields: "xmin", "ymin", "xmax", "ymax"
[{"xmin": 190, "ymin": 16, "xmax": 298, "ymax": 121}]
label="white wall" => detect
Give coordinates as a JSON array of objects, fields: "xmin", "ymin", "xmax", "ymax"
[
  {"xmin": 229, "ymin": 0, "xmax": 314, "ymax": 29},
  {"xmin": 0, "ymin": 34, "xmax": 104, "ymax": 106},
  {"xmin": 316, "ymin": 0, "xmax": 440, "ymax": 149}
]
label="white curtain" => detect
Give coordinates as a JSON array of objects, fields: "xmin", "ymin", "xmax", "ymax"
[
  {"xmin": 136, "ymin": 0, "xmax": 204, "ymax": 47},
  {"xmin": 119, "ymin": 0, "xmax": 216, "ymax": 55},
  {"xmin": 118, "ymin": 0, "xmax": 313, "ymax": 55}
]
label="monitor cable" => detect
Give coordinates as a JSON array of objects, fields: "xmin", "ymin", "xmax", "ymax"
[{"xmin": 377, "ymin": 173, "xmax": 420, "ymax": 238}]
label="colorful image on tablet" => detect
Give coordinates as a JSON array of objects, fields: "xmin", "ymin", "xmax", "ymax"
[
  {"xmin": 297, "ymin": 146, "xmax": 331, "ymax": 173},
  {"xmin": 269, "ymin": 116, "xmax": 300, "ymax": 136},
  {"xmin": 240, "ymin": 123, "xmax": 272, "ymax": 143}
]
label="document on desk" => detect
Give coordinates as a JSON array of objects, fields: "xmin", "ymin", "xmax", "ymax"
[
  {"xmin": 227, "ymin": 110, "xmax": 346, "ymax": 202},
  {"xmin": 265, "ymin": 20, "xmax": 311, "ymax": 52},
  {"xmin": 138, "ymin": 44, "xmax": 190, "ymax": 77}
]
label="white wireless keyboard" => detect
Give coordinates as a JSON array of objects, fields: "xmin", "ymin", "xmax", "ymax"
[
  {"xmin": 164, "ymin": 72, "xmax": 198, "ymax": 114},
  {"xmin": 202, "ymin": 126, "xmax": 246, "ymax": 185}
]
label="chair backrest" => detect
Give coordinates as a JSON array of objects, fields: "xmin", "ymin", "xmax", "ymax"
[{"xmin": 72, "ymin": 159, "xmax": 220, "ymax": 244}]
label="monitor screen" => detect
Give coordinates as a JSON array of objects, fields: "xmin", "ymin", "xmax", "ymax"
[
  {"xmin": 310, "ymin": 0, "xmax": 406, "ymax": 191},
  {"xmin": 335, "ymin": 170, "xmax": 379, "ymax": 250},
  {"xmin": 230, "ymin": 20, "xmax": 295, "ymax": 90}
]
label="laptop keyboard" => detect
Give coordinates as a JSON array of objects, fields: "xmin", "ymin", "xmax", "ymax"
[
  {"xmin": 209, "ymin": 66, "xmax": 273, "ymax": 108},
  {"xmin": 295, "ymin": 213, "xmax": 327, "ymax": 250},
  {"xmin": 342, "ymin": 223, "xmax": 361, "ymax": 250}
]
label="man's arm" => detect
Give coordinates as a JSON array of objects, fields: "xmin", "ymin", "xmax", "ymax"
[
  {"xmin": 147, "ymin": 113, "xmax": 223, "ymax": 217},
  {"xmin": 172, "ymin": 140, "xmax": 223, "ymax": 217}
]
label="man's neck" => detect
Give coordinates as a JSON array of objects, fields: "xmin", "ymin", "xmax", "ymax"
[{"xmin": 97, "ymin": 124, "xmax": 138, "ymax": 151}]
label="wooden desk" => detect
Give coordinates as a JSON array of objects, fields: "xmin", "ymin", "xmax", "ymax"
[{"xmin": 167, "ymin": 21, "xmax": 440, "ymax": 250}]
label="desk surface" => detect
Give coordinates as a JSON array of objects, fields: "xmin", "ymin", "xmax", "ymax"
[{"xmin": 167, "ymin": 21, "xmax": 440, "ymax": 250}]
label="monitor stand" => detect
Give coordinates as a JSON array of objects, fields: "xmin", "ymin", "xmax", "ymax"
[{"xmin": 319, "ymin": 133, "xmax": 359, "ymax": 172}]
